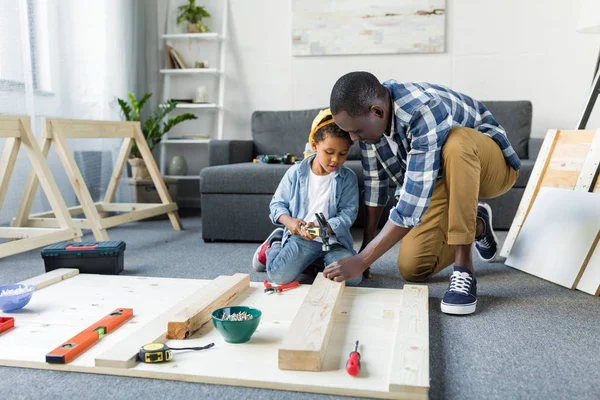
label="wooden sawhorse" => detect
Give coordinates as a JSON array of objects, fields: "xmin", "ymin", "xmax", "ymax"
[{"xmin": 12, "ymin": 118, "xmax": 181, "ymax": 241}]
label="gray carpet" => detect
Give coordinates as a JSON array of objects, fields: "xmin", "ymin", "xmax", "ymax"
[{"xmin": 1, "ymin": 213, "xmax": 599, "ymax": 400}]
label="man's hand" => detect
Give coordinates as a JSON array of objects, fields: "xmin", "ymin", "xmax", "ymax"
[{"xmin": 323, "ymin": 254, "xmax": 369, "ymax": 282}]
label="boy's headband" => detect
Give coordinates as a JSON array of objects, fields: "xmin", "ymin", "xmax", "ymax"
[{"xmin": 308, "ymin": 108, "xmax": 335, "ymax": 144}]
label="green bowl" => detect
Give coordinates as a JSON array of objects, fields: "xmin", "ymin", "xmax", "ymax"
[{"xmin": 212, "ymin": 306, "xmax": 262, "ymax": 344}]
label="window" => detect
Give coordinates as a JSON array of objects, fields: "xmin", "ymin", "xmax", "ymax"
[{"xmin": 0, "ymin": 0, "xmax": 52, "ymax": 93}]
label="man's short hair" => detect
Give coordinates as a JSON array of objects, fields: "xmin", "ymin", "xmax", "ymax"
[{"xmin": 330, "ymin": 71, "xmax": 387, "ymax": 117}]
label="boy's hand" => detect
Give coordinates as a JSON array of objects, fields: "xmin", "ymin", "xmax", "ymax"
[
  {"xmin": 285, "ymin": 217, "xmax": 308, "ymax": 236},
  {"xmin": 299, "ymin": 221, "xmax": 317, "ymax": 241}
]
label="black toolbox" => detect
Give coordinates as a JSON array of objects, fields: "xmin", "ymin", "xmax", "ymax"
[{"xmin": 41, "ymin": 241, "xmax": 126, "ymax": 275}]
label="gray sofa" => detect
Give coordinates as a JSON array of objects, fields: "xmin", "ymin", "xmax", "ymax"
[{"xmin": 200, "ymin": 102, "xmax": 541, "ymax": 242}]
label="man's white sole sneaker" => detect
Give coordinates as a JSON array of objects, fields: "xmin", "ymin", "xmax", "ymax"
[{"xmin": 441, "ymin": 300, "xmax": 477, "ymax": 315}]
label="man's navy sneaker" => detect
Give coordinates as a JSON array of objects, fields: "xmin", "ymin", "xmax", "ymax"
[
  {"xmin": 441, "ymin": 266, "xmax": 477, "ymax": 315},
  {"xmin": 475, "ymin": 202, "xmax": 498, "ymax": 262}
]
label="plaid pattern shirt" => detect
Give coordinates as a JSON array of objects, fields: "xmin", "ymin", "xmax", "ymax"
[{"xmin": 362, "ymin": 81, "xmax": 521, "ymax": 228}]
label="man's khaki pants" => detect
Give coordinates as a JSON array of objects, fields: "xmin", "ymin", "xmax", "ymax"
[{"xmin": 398, "ymin": 127, "xmax": 519, "ymax": 282}]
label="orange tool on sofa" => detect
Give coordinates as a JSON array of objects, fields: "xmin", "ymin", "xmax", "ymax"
[{"xmin": 46, "ymin": 308, "xmax": 133, "ymax": 364}]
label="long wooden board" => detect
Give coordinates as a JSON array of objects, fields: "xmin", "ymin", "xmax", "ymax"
[
  {"xmin": 501, "ymin": 129, "xmax": 600, "ymax": 258},
  {"xmin": 18, "ymin": 269, "xmax": 79, "ymax": 290},
  {"xmin": 388, "ymin": 285, "xmax": 429, "ymax": 397},
  {"xmin": 505, "ymin": 188, "xmax": 600, "ymax": 290},
  {"xmin": 278, "ymin": 273, "xmax": 344, "ymax": 372},
  {"xmin": 575, "ymin": 235, "xmax": 600, "ymax": 296},
  {"xmin": 166, "ymin": 273, "xmax": 249, "ymax": 339},
  {"xmin": 0, "ymin": 273, "xmax": 429, "ymax": 399}
]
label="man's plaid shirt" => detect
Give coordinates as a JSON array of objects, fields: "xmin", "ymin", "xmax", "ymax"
[{"xmin": 361, "ymin": 80, "xmax": 521, "ymax": 228}]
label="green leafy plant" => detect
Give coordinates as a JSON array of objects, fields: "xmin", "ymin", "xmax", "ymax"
[
  {"xmin": 117, "ymin": 92, "xmax": 197, "ymax": 158},
  {"xmin": 177, "ymin": 0, "xmax": 211, "ymax": 33}
]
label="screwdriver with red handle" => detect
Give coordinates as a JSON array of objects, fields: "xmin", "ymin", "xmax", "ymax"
[{"xmin": 346, "ymin": 340, "xmax": 361, "ymax": 376}]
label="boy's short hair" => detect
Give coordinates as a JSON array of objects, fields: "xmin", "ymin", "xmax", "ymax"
[{"xmin": 330, "ymin": 71, "xmax": 387, "ymax": 117}]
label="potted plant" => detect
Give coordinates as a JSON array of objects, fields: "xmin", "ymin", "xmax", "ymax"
[
  {"xmin": 177, "ymin": 0, "xmax": 211, "ymax": 33},
  {"xmin": 117, "ymin": 92, "xmax": 197, "ymax": 180}
]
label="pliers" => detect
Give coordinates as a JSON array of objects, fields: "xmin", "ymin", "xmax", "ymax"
[{"xmin": 263, "ymin": 280, "xmax": 299, "ymax": 294}]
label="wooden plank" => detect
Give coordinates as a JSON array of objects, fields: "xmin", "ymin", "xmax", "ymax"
[
  {"xmin": 132, "ymin": 123, "xmax": 182, "ymax": 231},
  {"xmin": 18, "ymin": 269, "xmax": 79, "ymax": 290},
  {"xmin": 49, "ymin": 119, "xmax": 109, "ymax": 241},
  {"xmin": 0, "ymin": 116, "xmax": 22, "ymax": 132},
  {"xmin": 18, "ymin": 119, "xmax": 81, "ymax": 236},
  {"xmin": 99, "ymin": 203, "xmax": 162, "ymax": 212},
  {"xmin": 21, "ymin": 217, "xmax": 89, "ymax": 229},
  {"xmin": 574, "ymin": 129, "xmax": 600, "ymax": 191},
  {"xmin": 0, "ymin": 227, "xmax": 64, "ymax": 239},
  {"xmin": 0, "ymin": 130, "xmax": 21, "ymax": 138},
  {"xmin": 0, "ymin": 228, "xmax": 80, "ymax": 258},
  {"xmin": 100, "ymin": 203, "xmax": 178, "ymax": 229},
  {"xmin": 388, "ymin": 285, "xmax": 429, "ymax": 397},
  {"xmin": 11, "ymin": 125, "xmax": 52, "ymax": 228},
  {"xmin": 501, "ymin": 129, "xmax": 600, "ymax": 258},
  {"xmin": 54, "ymin": 120, "xmax": 135, "ymax": 139},
  {"xmin": 167, "ymin": 273, "xmax": 250, "ymax": 340},
  {"xmin": 27, "ymin": 204, "xmax": 96, "ymax": 219},
  {"xmin": 505, "ymin": 188, "xmax": 600, "ymax": 289},
  {"xmin": 0, "ymin": 137, "xmax": 21, "ymax": 211},
  {"xmin": 103, "ymin": 138, "xmax": 133, "ymax": 205},
  {"xmin": 278, "ymin": 273, "xmax": 345, "ymax": 372},
  {"xmin": 575, "ymin": 234, "xmax": 600, "ymax": 296}
]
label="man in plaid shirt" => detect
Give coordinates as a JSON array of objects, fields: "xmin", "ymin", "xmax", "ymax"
[{"xmin": 323, "ymin": 72, "xmax": 520, "ymax": 315}]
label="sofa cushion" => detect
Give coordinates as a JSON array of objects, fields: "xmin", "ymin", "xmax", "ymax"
[
  {"xmin": 482, "ymin": 101, "xmax": 532, "ymax": 160},
  {"xmin": 200, "ymin": 160, "xmax": 398, "ymax": 195},
  {"xmin": 201, "ymin": 163, "xmax": 292, "ymax": 194},
  {"xmin": 252, "ymin": 109, "xmax": 362, "ymax": 160},
  {"xmin": 514, "ymin": 159, "xmax": 534, "ymax": 188}
]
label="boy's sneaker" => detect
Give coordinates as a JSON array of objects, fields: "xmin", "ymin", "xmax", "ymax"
[
  {"xmin": 441, "ymin": 266, "xmax": 477, "ymax": 315},
  {"xmin": 252, "ymin": 228, "xmax": 284, "ymax": 272},
  {"xmin": 475, "ymin": 202, "xmax": 498, "ymax": 262}
]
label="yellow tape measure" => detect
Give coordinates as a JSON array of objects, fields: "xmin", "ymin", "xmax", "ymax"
[{"xmin": 138, "ymin": 342, "xmax": 214, "ymax": 363}]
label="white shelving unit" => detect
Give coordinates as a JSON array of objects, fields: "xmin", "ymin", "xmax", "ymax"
[{"xmin": 159, "ymin": 0, "xmax": 228, "ymax": 180}]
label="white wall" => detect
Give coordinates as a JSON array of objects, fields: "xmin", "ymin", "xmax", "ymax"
[{"xmin": 217, "ymin": 0, "xmax": 600, "ymax": 140}]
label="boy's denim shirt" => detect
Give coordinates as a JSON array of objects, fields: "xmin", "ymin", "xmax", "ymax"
[{"xmin": 269, "ymin": 154, "xmax": 359, "ymax": 253}]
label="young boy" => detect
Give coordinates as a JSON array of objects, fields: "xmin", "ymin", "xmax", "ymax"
[{"xmin": 252, "ymin": 109, "xmax": 362, "ymax": 286}]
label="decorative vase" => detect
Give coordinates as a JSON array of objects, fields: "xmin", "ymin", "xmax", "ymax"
[
  {"xmin": 128, "ymin": 158, "xmax": 151, "ymax": 180},
  {"xmin": 168, "ymin": 156, "xmax": 188, "ymax": 176},
  {"xmin": 193, "ymin": 86, "xmax": 209, "ymax": 103},
  {"xmin": 187, "ymin": 23, "xmax": 200, "ymax": 33}
]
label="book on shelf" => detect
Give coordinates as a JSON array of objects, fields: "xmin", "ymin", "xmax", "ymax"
[{"xmin": 165, "ymin": 44, "xmax": 187, "ymax": 69}]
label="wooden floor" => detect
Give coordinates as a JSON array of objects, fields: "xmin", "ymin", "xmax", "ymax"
[{"xmin": 0, "ymin": 273, "xmax": 429, "ymax": 399}]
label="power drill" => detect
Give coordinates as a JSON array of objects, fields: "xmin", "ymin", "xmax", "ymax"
[{"xmin": 253, "ymin": 153, "xmax": 296, "ymax": 165}]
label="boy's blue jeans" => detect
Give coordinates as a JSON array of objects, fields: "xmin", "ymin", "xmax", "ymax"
[{"xmin": 266, "ymin": 235, "xmax": 362, "ymax": 287}]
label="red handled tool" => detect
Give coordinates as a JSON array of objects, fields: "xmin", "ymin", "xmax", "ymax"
[
  {"xmin": 346, "ymin": 340, "xmax": 361, "ymax": 377},
  {"xmin": 0, "ymin": 317, "xmax": 14, "ymax": 334},
  {"xmin": 46, "ymin": 308, "xmax": 132, "ymax": 364},
  {"xmin": 263, "ymin": 280, "xmax": 299, "ymax": 294}
]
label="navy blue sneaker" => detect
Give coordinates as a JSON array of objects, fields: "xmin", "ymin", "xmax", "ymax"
[
  {"xmin": 441, "ymin": 266, "xmax": 477, "ymax": 315},
  {"xmin": 475, "ymin": 202, "xmax": 498, "ymax": 262}
]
